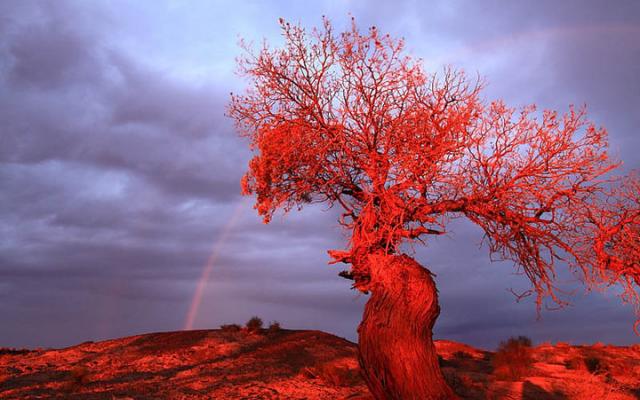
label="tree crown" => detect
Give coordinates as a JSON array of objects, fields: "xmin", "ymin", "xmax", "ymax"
[{"xmin": 228, "ymin": 18, "xmax": 640, "ymax": 329}]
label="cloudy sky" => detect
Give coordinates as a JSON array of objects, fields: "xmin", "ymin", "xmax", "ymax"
[{"xmin": 1, "ymin": 0, "xmax": 639, "ymax": 350}]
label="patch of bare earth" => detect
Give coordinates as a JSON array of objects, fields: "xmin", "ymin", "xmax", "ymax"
[
  {"xmin": 1, "ymin": 330, "xmax": 638, "ymax": 399},
  {"xmin": 437, "ymin": 340, "xmax": 640, "ymax": 399}
]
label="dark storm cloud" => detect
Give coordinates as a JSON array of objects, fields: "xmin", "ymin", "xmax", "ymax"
[
  {"xmin": 455, "ymin": 1, "xmax": 640, "ymax": 168},
  {"xmin": 107, "ymin": 54, "xmax": 226, "ymax": 139},
  {"xmin": 0, "ymin": 0, "xmax": 315, "ymax": 347},
  {"xmin": 1, "ymin": 0, "xmax": 638, "ymax": 349},
  {"xmin": 0, "ymin": 0, "xmax": 242, "ymax": 200},
  {"xmin": 3, "ymin": 0, "xmax": 104, "ymax": 90},
  {"xmin": 435, "ymin": 0, "xmax": 640, "ymax": 166}
]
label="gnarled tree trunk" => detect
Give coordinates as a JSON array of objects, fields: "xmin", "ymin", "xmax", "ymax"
[{"xmin": 357, "ymin": 253, "xmax": 457, "ymax": 400}]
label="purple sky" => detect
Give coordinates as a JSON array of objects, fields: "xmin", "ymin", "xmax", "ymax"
[{"xmin": 1, "ymin": 0, "xmax": 639, "ymax": 350}]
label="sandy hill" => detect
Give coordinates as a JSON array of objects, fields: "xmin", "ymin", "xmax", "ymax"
[{"xmin": 1, "ymin": 328, "xmax": 639, "ymax": 399}]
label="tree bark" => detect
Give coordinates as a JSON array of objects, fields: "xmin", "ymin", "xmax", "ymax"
[{"xmin": 357, "ymin": 253, "xmax": 457, "ymax": 400}]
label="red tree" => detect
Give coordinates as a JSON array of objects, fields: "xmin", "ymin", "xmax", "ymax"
[{"xmin": 228, "ymin": 18, "xmax": 640, "ymax": 399}]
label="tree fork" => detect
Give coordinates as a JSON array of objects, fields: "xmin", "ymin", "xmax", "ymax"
[{"xmin": 357, "ymin": 253, "xmax": 458, "ymax": 399}]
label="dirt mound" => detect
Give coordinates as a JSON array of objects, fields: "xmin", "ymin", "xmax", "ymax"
[{"xmin": 0, "ymin": 329, "xmax": 369, "ymax": 399}]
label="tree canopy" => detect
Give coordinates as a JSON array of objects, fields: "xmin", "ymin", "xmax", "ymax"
[{"xmin": 228, "ymin": 18, "xmax": 640, "ymax": 327}]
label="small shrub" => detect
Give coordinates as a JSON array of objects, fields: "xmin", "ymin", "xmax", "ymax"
[
  {"xmin": 267, "ymin": 321, "xmax": 281, "ymax": 333},
  {"xmin": 585, "ymin": 356, "xmax": 603, "ymax": 374},
  {"xmin": 220, "ymin": 323, "xmax": 241, "ymax": 332},
  {"xmin": 0, "ymin": 348, "xmax": 31, "ymax": 356},
  {"xmin": 492, "ymin": 335, "xmax": 534, "ymax": 380},
  {"xmin": 513, "ymin": 335, "xmax": 533, "ymax": 347},
  {"xmin": 245, "ymin": 316, "xmax": 263, "ymax": 333}
]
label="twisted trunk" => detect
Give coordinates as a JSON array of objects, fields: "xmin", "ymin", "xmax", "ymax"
[{"xmin": 357, "ymin": 253, "xmax": 457, "ymax": 399}]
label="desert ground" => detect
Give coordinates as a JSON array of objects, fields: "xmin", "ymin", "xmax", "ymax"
[{"xmin": 1, "ymin": 325, "xmax": 639, "ymax": 399}]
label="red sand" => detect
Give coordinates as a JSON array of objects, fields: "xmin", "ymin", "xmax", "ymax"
[{"xmin": 1, "ymin": 329, "xmax": 638, "ymax": 399}]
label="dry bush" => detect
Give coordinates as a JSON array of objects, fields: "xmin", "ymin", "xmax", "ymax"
[
  {"xmin": 584, "ymin": 356, "xmax": 604, "ymax": 374},
  {"xmin": 245, "ymin": 316, "xmax": 263, "ymax": 333},
  {"xmin": 0, "ymin": 348, "xmax": 31, "ymax": 356},
  {"xmin": 514, "ymin": 336, "xmax": 533, "ymax": 347},
  {"xmin": 220, "ymin": 324, "xmax": 241, "ymax": 332},
  {"xmin": 267, "ymin": 321, "xmax": 281, "ymax": 334},
  {"xmin": 492, "ymin": 336, "xmax": 534, "ymax": 380}
]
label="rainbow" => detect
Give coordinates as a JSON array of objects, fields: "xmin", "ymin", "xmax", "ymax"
[{"xmin": 184, "ymin": 200, "xmax": 246, "ymax": 330}]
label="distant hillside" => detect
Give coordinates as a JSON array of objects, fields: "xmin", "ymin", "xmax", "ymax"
[{"xmin": 1, "ymin": 328, "xmax": 639, "ymax": 399}]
